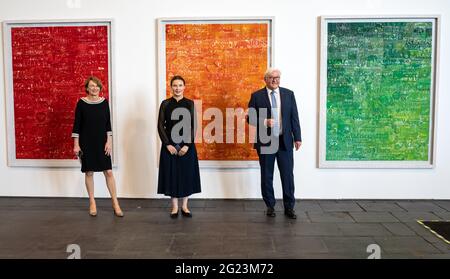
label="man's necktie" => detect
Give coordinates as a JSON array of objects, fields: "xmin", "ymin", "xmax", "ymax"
[{"xmin": 270, "ymin": 91, "xmax": 279, "ymax": 136}]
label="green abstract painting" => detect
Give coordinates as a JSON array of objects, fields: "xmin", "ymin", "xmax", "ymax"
[{"xmin": 320, "ymin": 17, "xmax": 437, "ymax": 167}]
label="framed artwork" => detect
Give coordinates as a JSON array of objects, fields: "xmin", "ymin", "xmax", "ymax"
[
  {"xmin": 319, "ymin": 16, "xmax": 439, "ymax": 168},
  {"xmin": 3, "ymin": 19, "xmax": 116, "ymax": 167},
  {"xmin": 157, "ymin": 17, "xmax": 273, "ymax": 168}
]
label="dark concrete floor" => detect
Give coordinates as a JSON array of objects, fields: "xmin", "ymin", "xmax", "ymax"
[{"xmin": 0, "ymin": 198, "xmax": 449, "ymax": 259}]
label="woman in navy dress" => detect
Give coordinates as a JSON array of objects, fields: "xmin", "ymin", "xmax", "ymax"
[
  {"xmin": 72, "ymin": 76, "xmax": 124, "ymax": 217},
  {"xmin": 158, "ymin": 76, "xmax": 201, "ymax": 218}
]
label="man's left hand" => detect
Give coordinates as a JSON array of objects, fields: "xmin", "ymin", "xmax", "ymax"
[{"xmin": 295, "ymin": 141, "xmax": 302, "ymax": 151}]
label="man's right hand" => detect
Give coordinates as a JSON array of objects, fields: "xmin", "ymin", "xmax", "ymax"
[{"xmin": 166, "ymin": 145, "xmax": 178, "ymax": 155}]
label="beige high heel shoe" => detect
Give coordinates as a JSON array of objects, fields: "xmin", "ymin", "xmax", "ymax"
[
  {"xmin": 113, "ymin": 206, "xmax": 124, "ymax": 217},
  {"xmin": 89, "ymin": 204, "xmax": 97, "ymax": 217}
]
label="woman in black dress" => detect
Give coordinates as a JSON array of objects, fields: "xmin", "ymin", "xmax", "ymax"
[
  {"xmin": 72, "ymin": 76, "xmax": 124, "ymax": 217},
  {"xmin": 158, "ymin": 76, "xmax": 201, "ymax": 218}
]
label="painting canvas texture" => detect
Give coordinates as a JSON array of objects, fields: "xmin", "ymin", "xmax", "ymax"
[
  {"xmin": 325, "ymin": 21, "xmax": 434, "ymax": 162},
  {"xmin": 9, "ymin": 24, "xmax": 110, "ymax": 160}
]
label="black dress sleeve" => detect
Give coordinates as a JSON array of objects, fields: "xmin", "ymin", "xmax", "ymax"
[
  {"xmin": 72, "ymin": 101, "xmax": 82, "ymax": 138},
  {"xmin": 105, "ymin": 100, "xmax": 113, "ymax": 137},
  {"xmin": 158, "ymin": 100, "xmax": 170, "ymax": 145}
]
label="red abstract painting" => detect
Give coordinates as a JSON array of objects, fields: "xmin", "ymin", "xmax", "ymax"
[
  {"xmin": 10, "ymin": 24, "xmax": 110, "ymax": 160},
  {"xmin": 164, "ymin": 22, "xmax": 271, "ymax": 161}
]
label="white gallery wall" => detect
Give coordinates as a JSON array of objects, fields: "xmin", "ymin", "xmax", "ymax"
[{"xmin": 0, "ymin": 0, "xmax": 449, "ymax": 199}]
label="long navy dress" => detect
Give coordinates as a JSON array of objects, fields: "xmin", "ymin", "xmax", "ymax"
[
  {"xmin": 72, "ymin": 97, "xmax": 113, "ymax": 173},
  {"xmin": 157, "ymin": 97, "xmax": 201, "ymax": 198}
]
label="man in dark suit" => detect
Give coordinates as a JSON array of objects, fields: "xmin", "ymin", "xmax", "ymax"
[{"xmin": 248, "ymin": 68, "xmax": 302, "ymax": 219}]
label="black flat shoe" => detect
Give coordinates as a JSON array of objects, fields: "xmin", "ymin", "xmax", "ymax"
[
  {"xmin": 266, "ymin": 207, "xmax": 276, "ymax": 217},
  {"xmin": 170, "ymin": 211, "xmax": 179, "ymax": 218},
  {"xmin": 181, "ymin": 209, "xmax": 192, "ymax": 217},
  {"xmin": 284, "ymin": 209, "xmax": 297, "ymax": 219}
]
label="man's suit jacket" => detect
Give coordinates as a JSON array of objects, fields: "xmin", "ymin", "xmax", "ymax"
[{"xmin": 248, "ymin": 87, "xmax": 302, "ymax": 151}]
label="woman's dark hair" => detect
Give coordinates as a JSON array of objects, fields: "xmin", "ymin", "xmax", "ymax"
[
  {"xmin": 170, "ymin": 75, "xmax": 185, "ymax": 86},
  {"xmin": 84, "ymin": 76, "xmax": 103, "ymax": 93}
]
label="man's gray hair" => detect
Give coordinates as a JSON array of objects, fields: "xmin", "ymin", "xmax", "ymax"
[{"xmin": 264, "ymin": 68, "xmax": 281, "ymax": 79}]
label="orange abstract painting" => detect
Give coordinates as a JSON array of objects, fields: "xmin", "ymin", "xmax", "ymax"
[{"xmin": 165, "ymin": 22, "xmax": 270, "ymax": 161}]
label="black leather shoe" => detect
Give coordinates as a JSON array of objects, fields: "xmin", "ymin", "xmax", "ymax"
[
  {"xmin": 170, "ymin": 211, "xmax": 179, "ymax": 218},
  {"xmin": 181, "ymin": 209, "xmax": 192, "ymax": 218},
  {"xmin": 284, "ymin": 209, "xmax": 297, "ymax": 219},
  {"xmin": 266, "ymin": 207, "xmax": 276, "ymax": 217}
]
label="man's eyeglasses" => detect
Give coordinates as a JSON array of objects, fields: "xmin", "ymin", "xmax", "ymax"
[{"xmin": 267, "ymin": 76, "xmax": 280, "ymax": 81}]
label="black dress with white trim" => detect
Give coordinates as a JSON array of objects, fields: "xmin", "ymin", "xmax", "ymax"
[{"xmin": 72, "ymin": 97, "xmax": 113, "ymax": 173}]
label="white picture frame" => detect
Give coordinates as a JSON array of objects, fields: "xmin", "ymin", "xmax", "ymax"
[
  {"xmin": 318, "ymin": 15, "xmax": 439, "ymax": 168},
  {"xmin": 2, "ymin": 19, "xmax": 117, "ymax": 167}
]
